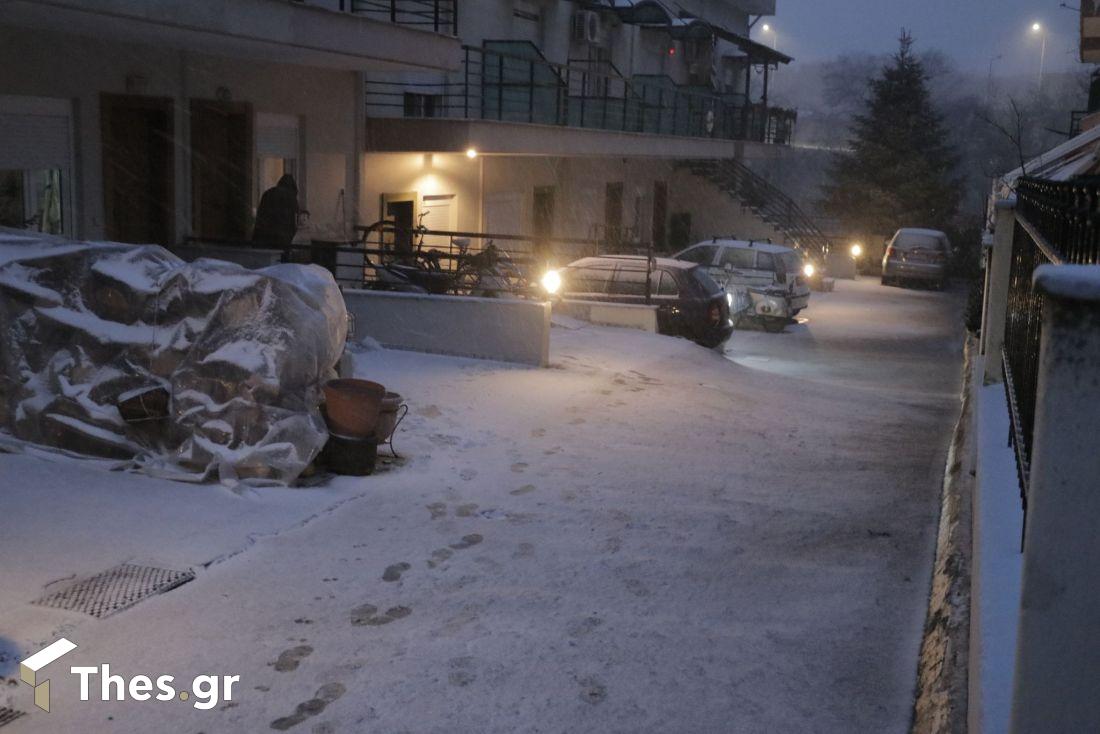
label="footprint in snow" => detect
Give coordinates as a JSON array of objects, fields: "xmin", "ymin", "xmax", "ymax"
[
  {"xmin": 382, "ymin": 562, "xmax": 410, "ymax": 582},
  {"xmin": 269, "ymin": 682, "xmax": 345, "ymax": 730},
  {"xmin": 273, "ymin": 645, "xmax": 313, "ymax": 672},
  {"xmin": 350, "ymin": 604, "xmax": 412, "ymax": 626},
  {"xmin": 449, "ymin": 534, "xmax": 483, "ymax": 550}
]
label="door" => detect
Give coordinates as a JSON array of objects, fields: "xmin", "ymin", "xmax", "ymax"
[
  {"xmin": 101, "ymin": 94, "xmax": 174, "ymax": 245},
  {"xmin": 652, "ymin": 181, "xmax": 668, "ymax": 251},
  {"xmin": 190, "ymin": 100, "xmax": 252, "ymax": 242},
  {"xmin": 384, "ymin": 198, "xmax": 415, "ymax": 258}
]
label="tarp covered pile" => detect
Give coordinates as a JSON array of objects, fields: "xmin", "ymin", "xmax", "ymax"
[{"xmin": 0, "ymin": 229, "xmax": 347, "ymax": 485}]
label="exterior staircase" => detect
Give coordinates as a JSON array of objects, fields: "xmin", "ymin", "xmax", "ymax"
[{"xmin": 681, "ymin": 158, "xmax": 832, "ymax": 260}]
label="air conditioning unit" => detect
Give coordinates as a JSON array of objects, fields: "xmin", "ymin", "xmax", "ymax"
[{"xmin": 571, "ymin": 10, "xmax": 603, "ymax": 45}]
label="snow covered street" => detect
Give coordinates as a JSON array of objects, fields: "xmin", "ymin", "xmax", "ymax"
[{"xmin": 0, "ymin": 279, "xmax": 965, "ymax": 733}]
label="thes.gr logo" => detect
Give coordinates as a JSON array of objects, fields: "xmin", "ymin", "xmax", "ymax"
[{"xmin": 20, "ymin": 638, "xmax": 78, "ymax": 712}]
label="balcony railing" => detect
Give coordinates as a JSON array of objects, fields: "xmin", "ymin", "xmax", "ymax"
[
  {"xmin": 1004, "ymin": 176, "xmax": 1100, "ymax": 513},
  {"xmin": 365, "ymin": 44, "xmax": 796, "ymax": 145},
  {"xmin": 337, "ymin": 0, "xmax": 457, "ymax": 35}
]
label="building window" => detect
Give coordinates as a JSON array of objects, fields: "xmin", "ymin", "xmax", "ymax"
[
  {"xmin": 403, "ymin": 92, "xmax": 443, "ymax": 118},
  {"xmin": 0, "ymin": 168, "xmax": 65, "ymax": 234}
]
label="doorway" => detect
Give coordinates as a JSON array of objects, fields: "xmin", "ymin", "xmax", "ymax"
[
  {"xmin": 382, "ymin": 192, "xmax": 416, "ymax": 258},
  {"xmin": 533, "ymin": 185, "xmax": 555, "ymax": 260},
  {"xmin": 100, "ymin": 94, "xmax": 174, "ymax": 245},
  {"xmin": 652, "ymin": 180, "xmax": 668, "ymax": 251},
  {"xmin": 190, "ymin": 100, "xmax": 252, "ymax": 242},
  {"xmin": 604, "ymin": 181, "xmax": 623, "ymax": 246}
]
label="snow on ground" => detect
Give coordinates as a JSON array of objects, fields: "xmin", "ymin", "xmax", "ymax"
[
  {"xmin": 0, "ymin": 279, "xmax": 964, "ymax": 733},
  {"xmin": 970, "ymin": 380, "xmax": 1024, "ymax": 734}
]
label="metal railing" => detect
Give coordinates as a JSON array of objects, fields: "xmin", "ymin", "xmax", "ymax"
[
  {"xmin": 364, "ymin": 44, "xmax": 795, "ymax": 145},
  {"xmin": 683, "ymin": 158, "xmax": 831, "ymax": 259},
  {"xmin": 340, "ymin": 0, "xmax": 457, "ymax": 35},
  {"xmin": 1004, "ymin": 176, "xmax": 1100, "ymax": 507}
]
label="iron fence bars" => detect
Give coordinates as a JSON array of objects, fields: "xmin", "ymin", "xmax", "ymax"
[
  {"xmin": 348, "ymin": 0, "xmax": 458, "ymax": 35},
  {"xmin": 1004, "ymin": 175, "xmax": 1100, "ymax": 511},
  {"xmin": 363, "ymin": 45, "xmax": 796, "ymax": 145}
]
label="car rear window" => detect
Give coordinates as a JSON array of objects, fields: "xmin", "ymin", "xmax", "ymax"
[
  {"xmin": 894, "ymin": 233, "xmax": 946, "ymax": 251},
  {"xmin": 657, "ymin": 270, "xmax": 679, "ymax": 296},
  {"xmin": 719, "ymin": 247, "xmax": 755, "ymax": 270},
  {"xmin": 609, "ymin": 267, "xmax": 648, "ymax": 296},
  {"xmin": 564, "ymin": 266, "xmax": 610, "ymax": 294},
  {"xmin": 679, "ymin": 245, "xmax": 718, "ymax": 265},
  {"xmin": 691, "ymin": 266, "xmax": 721, "ymax": 295},
  {"xmin": 779, "ymin": 252, "xmax": 801, "ymax": 273}
]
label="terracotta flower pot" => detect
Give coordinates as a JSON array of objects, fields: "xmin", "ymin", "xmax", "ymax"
[
  {"xmin": 373, "ymin": 391, "xmax": 406, "ymax": 443},
  {"xmin": 322, "ymin": 378, "xmax": 385, "ymax": 438}
]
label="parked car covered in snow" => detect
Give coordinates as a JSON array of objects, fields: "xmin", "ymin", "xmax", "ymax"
[
  {"xmin": 881, "ymin": 228, "xmax": 950, "ymax": 288},
  {"xmin": 556, "ymin": 255, "xmax": 746, "ymax": 348},
  {"xmin": 674, "ymin": 239, "xmax": 812, "ymax": 332}
]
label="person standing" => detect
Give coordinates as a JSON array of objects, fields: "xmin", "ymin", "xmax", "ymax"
[{"xmin": 252, "ymin": 174, "xmax": 301, "ymax": 246}]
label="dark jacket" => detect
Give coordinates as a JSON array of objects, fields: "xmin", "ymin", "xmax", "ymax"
[{"xmin": 252, "ymin": 174, "xmax": 300, "ymax": 246}]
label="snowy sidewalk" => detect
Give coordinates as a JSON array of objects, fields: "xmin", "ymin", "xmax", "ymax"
[{"xmin": 0, "ymin": 279, "xmax": 965, "ymax": 733}]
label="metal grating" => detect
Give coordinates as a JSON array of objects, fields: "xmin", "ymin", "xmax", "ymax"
[
  {"xmin": 32, "ymin": 564, "xmax": 195, "ymax": 618},
  {"xmin": 0, "ymin": 708, "xmax": 26, "ymax": 728}
]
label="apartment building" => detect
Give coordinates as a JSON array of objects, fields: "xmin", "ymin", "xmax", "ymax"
[
  {"xmin": 0, "ymin": 0, "xmax": 460, "ymax": 245},
  {"xmin": 361, "ymin": 0, "xmax": 809, "ymax": 261}
]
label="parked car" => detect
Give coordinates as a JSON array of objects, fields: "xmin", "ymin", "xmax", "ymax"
[
  {"xmin": 674, "ymin": 239, "xmax": 812, "ymax": 332},
  {"xmin": 881, "ymin": 228, "xmax": 950, "ymax": 288},
  {"xmin": 557, "ymin": 255, "xmax": 747, "ymax": 348}
]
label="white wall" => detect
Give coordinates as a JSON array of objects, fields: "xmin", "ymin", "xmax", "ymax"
[
  {"xmin": 0, "ymin": 27, "xmax": 359, "ymax": 242},
  {"xmin": 361, "ymin": 152, "xmax": 482, "ymax": 232}
]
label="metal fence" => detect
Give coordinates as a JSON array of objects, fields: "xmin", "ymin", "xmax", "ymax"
[
  {"xmin": 365, "ymin": 44, "xmax": 796, "ymax": 145},
  {"xmin": 1004, "ymin": 176, "xmax": 1100, "ymax": 510},
  {"xmin": 341, "ymin": 0, "xmax": 457, "ymax": 35}
]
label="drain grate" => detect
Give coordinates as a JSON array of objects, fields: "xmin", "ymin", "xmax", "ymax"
[
  {"xmin": 0, "ymin": 708, "xmax": 26, "ymax": 728},
  {"xmin": 32, "ymin": 564, "xmax": 195, "ymax": 618}
]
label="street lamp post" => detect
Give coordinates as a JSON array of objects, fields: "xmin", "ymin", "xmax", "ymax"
[
  {"xmin": 1032, "ymin": 22, "xmax": 1047, "ymax": 91},
  {"xmin": 761, "ymin": 23, "xmax": 777, "ymax": 50}
]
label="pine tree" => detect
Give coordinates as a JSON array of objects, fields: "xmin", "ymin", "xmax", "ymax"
[{"xmin": 822, "ymin": 32, "xmax": 961, "ymax": 237}]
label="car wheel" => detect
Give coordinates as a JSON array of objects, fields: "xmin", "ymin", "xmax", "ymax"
[
  {"xmin": 792, "ymin": 308, "xmax": 803, "ymax": 316},
  {"xmin": 880, "ymin": 275, "xmax": 891, "ymax": 287},
  {"xmin": 762, "ymin": 316, "xmax": 786, "ymax": 333}
]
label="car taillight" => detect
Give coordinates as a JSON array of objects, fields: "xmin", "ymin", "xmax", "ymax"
[
  {"xmin": 885, "ymin": 246, "xmax": 897, "ymax": 258},
  {"xmin": 708, "ymin": 301, "xmax": 721, "ymax": 325}
]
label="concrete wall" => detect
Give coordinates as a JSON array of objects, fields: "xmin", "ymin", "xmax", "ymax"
[
  {"xmin": 0, "ymin": 26, "xmax": 360, "ymax": 242},
  {"xmin": 343, "ymin": 289, "xmax": 550, "ymax": 366},
  {"xmin": 554, "ymin": 300, "xmax": 658, "ymax": 332}
]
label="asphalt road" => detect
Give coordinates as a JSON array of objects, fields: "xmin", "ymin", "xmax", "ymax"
[{"xmin": 1, "ymin": 278, "xmax": 965, "ymax": 733}]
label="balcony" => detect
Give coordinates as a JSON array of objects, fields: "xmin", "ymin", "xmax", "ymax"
[
  {"xmin": 365, "ymin": 43, "xmax": 796, "ymax": 155},
  {"xmin": 330, "ymin": 0, "xmax": 457, "ymax": 36},
  {"xmin": 0, "ymin": 0, "xmax": 462, "ymax": 72}
]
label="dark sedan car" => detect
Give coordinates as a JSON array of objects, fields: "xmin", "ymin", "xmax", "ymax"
[{"xmin": 557, "ymin": 255, "xmax": 744, "ymax": 348}]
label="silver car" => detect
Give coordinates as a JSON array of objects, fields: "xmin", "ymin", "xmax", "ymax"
[{"xmin": 881, "ymin": 228, "xmax": 950, "ymax": 288}]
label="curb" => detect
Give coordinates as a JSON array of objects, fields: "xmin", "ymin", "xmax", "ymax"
[{"xmin": 911, "ymin": 336, "xmax": 976, "ymax": 734}]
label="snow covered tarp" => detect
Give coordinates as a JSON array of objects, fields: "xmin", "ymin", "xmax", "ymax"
[{"xmin": 0, "ymin": 229, "xmax": 347, "ymax": 485}]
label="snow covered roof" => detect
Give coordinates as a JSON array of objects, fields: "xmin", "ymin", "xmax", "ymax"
[{"xmin": 998, "ymin": 120, "xmax": 1100, "ymax": 193}]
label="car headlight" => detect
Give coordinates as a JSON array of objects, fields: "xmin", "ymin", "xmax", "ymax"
[
  {"xmin": 540, "ymin": 269, "xmax": 561, "ymax": 295},
  {"xmin": 802, "ymin": 263, "xmax": 816, "ymax": 278}
]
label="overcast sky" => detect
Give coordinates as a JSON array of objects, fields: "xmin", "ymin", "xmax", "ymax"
[{"xmin": 756, "ymin": 0, "xmax": 1083, "ymax": 76}]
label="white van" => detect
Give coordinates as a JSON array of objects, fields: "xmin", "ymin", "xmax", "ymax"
[{"xmin": 674, "ymin": 239, "xmax": 811, "ymax": 331}]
